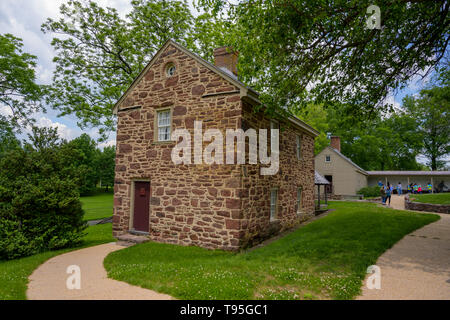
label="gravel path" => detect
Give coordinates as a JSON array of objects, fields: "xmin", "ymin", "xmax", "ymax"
[
  {"xmin": 27, "ymin": 242, "xmax": 173, "ymax": 300},
  {"xmin": 358, "ymin": 195, "xmax": 450, "ymax": 300}
]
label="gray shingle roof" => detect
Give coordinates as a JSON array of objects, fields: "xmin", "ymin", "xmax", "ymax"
[
  {"xmin": 367, "ymin": 171, "xmax": 450, "ymax": 176},
  {"xmin": 315, "ymin": 171, "xmax": 330, "ymax": 185}
]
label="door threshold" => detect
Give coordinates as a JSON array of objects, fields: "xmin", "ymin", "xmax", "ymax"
[{"xmin": 129, "ymin": 229, "xmax": 149, "ymax": 236}]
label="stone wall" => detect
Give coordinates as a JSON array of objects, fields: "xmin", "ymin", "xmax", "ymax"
[
  {"xmin": 405, "ymin": 196, "xmax": 450, "ymax": 214},
  {"xmin": 114, "ymin": 44, "xmax": 243, "ymax": 250},
  {"xmin": 113, "ymin": 43, "xmax": 317, "ymax": 251},
  {"xmin": 239, "ymin": 102, "xmax": 316, "ymax": 248}
]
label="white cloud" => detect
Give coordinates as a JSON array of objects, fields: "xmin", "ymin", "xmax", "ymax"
[
  {"xmin": 35, "ymin": 116, "xmax": 79, "ymax": 141},
  {"xmin": 383, "ymin": 94, "xmax": 401, "ymax": 111},
  {"xmin": 98, "ymin": 139, "xmax": 116, "ymax": 149},
  {"xmin": 0, "ymin": 105, "xmax": 13, "ymax": 117}
]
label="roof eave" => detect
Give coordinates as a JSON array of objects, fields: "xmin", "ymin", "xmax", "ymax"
[{"xmin": 242, "ymin": 93, "xmax": 319, "ymax": 137}]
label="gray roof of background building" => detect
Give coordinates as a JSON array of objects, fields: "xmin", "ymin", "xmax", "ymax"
[
  {"xmin": 315, "ymin": 171, "xmax": 330, "ymax": 185},
  {"xmin": 367, "ymin": 171, "xmax": 450, "ymax": 176}
]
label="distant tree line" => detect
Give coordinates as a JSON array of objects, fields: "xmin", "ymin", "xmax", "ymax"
[
  {"xmin": 297, "ymin": 67, "xmax": 449, "ymax": 171},
  {"xmin": 0, "ymin": 123, "xmax": 116, "ymax": 195}
]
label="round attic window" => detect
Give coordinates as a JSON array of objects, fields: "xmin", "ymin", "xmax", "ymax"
[{"xmin": 166, "ymin": 63, "xmax": 176, "ymax": 77}]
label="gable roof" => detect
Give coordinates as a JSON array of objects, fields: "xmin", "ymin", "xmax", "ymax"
[
  {"xmin": 113, "ymin": 39, "xmax": 255, "ymax": 115},
  {"xmin": 319, "ymin": 146, "xmax": 368, "ymax": 175},
  {"xmin": 112, "ymin": 39, "xmax": 319, "ymax": 137},
  {"xmin": 315, "ymin": 171, "xmax": 330, "ymax": 185}
]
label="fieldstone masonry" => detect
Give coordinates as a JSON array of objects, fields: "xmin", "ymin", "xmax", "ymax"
[
  {"xmin": 405, "ymin": 195, "xmax": 450, "ymax": 214},
  {"xmin": 113, "ymin": 42, "xmax": 316, "ymax": 250}
]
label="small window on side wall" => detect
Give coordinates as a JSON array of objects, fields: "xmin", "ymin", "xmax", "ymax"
[
  {"xmin": 297, "ymin": 187, "xmax": 302, "ymax": 213},
  {"xmin": 166, "ymin": 63, "xmax": 176, "ymax": 77},
  {"xmin": 157, "ymin": 109, "xmax": 171, "ymax": 141},
  {"xmin": 325, "ymin": 155, "xmax": 331, "ymax": 162},
  {"xmin": 270, "ymin": 188, "xmax": 278, "ymax": 221}
]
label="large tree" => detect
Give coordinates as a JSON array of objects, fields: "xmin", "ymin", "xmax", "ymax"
[
  {"xmin": 94, "ymin": 145, "xmax": 116, "ymax": 191},
  {"xmin": 199, "ymin": 0, "xmax": 449, "ymax": 119},
  {"xmin": 0, "ymin": 117, "xmax": 20, "ymax": 156},
  {"xmin": 0, "ymin": 34, "xmax": 43, "ymax": 128},
  {"xmin": 403, "ymin": 86, "xmax": 450, "ymax": 170},
  {"xmin": 298, "ymin": 103, "xmax": 424, "ymax": 170},
  {"xmin": 42, "ymin": 0, "xmax": 232, "ymax": 138},
  {"xmin": 60, "ymin": 133, "xmax": 99, "ymax": 195}
]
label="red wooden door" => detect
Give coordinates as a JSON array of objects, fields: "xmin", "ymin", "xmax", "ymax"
[{"xmin": 133, "ymin": 181, "xmax": 150, "ymax": 232}]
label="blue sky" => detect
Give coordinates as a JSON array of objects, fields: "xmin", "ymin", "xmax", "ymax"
[{"xmin": 0, "ymin": 0, "xmax": 434, "ymax": 149}]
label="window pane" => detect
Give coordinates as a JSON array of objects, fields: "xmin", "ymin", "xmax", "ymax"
[
  {"xmin": 158, "ymin": 110, "xmax": 170, "ymax": 126},
  {"xmin": 159, "ymin": 126, "xmax": 170, "ymax": 141},
  {"xmin": 157, "ymin": 110, "xmax": 171, "ymax": 141}
]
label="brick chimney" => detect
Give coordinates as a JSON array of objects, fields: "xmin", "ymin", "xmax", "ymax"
[
  {"xmin": 330, "ymin": 136, "xmax": 341, "ymax": 152},
  {"xmin": 213, "ymin": 46, "xmax": 238, "ymax": 76}
]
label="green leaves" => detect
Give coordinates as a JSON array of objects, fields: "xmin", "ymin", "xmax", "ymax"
[
  {"xmin": 0, "ymin": 34, "xmax": 43, "ymax": 129},
  {"xmin": 403, "ymin": 76, "xmax": 450, "ymax": 170},
  {"xmin": 42, "ymin": 0, "xmax": 228, "ymax": 139},
  {"xmin": 199, "ymin": 0, "xmax": 449, "ymax": 119}
]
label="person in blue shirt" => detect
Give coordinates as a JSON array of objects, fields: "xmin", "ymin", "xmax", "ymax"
[
  {"xmin": 380, "ymin": 184, "xmax": 386, "ymax": 204},
  {"xmin": 385, "ymin": 182, "xmax": 392, "ymax": 205},
  {"xmin": 397, "ymin": 182, "xmax": 402, "ymax": 195}
]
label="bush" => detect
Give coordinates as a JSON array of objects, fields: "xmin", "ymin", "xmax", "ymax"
[
  {"xmin": 357, "ymin": 186, "xmax": 381, "ymax": 198},
  {"xmin": 0, "ymin": 142, "xmax": 87, "ymax": 260}
]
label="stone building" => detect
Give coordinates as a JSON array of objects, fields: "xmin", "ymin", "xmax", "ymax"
[
  {"xmin": 315, "ymin": 136, "xmax": 450, "ymax": 197},
  {"xmin": 315, "ymin": 136, "xmax": 368, "ymax": 197},
  {"xmin": 112, "ymin": 39, "xmax": 318, "ymax": 250}
]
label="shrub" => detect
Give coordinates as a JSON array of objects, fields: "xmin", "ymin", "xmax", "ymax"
[
  {"xmin": 0, "ymin": 143, "xmax": 87, "ymax": 260},
  {"xmin": 357, "ymin": 186, "xmax": 381, "ymax": 198}
]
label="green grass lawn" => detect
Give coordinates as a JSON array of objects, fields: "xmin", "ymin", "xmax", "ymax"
[
  {"xmin": 104, "ymin": 201, "xmax": 439, "ymax": 300},
  {"xmin": 80, "ymin": 191, "xmax": 113, "ymax": 221},
  {"xmin": 0, "ymin": 223, "xmax": 114, "ymax": 300},
  {"xmin": 411, "ymin": 193, "xmax": 450, "ymax": 205}
]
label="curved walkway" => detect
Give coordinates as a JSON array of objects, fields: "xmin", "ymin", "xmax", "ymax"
[
  {"xmin": 359, "ymin": 195, "xmax": 450, "ymax": 299},
  {"xmin": 27, "ymin": 242, "xmax": 173, "ymax": 300}
]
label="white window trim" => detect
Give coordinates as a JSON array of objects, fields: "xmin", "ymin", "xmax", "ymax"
[
  {"xmin": 154, "ymin": 108, "xmax": 172, "ymax": 142},
  {"xmin": 166, "ymin": 63, "xmax": 176, "ymax": 77},
  {"xmin": 325, "ymin": 155, "xmax": 331, "ymax": 162}
]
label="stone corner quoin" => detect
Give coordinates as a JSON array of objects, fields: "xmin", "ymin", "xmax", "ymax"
[{"xmin": 113, "ymin": 42, "xmax": 316, "ymax": 251}]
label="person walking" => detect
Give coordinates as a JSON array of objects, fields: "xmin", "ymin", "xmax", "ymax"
[
  {"xmin": 380, "ymin": 184, "xmax": 386, "ymax": 204},
  {"xmin": 397, "ymin": 182, "xmax": 402, "ymax": 195},
  {"xmin": 385, "ymin": 182, "xmax": 392, "ymax": 206}
]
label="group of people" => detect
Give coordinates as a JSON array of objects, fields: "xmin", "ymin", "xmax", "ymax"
[
  {"xmin": 378, "ymin": 180, "xmax": 436, "ymax": 205},
  {"xmin": 378, "ymin": 182, "xmax": 394, "ymax": 205},
  {"xmin": 406, "ymin": 183, "xmax": 433, "ymax": 194}
]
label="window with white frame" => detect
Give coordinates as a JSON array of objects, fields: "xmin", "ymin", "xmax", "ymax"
[
  {"xmin": 270, "ymin": 189, "xmax": 278, "ymax": 221},
  {"xmin": 157, "ymin": 109, "xmax": 171, "ymax": 141},
  {"xmin": 297, "ymin": 187, "xmax": 302, "ymax": 212},
  {"xmin": 325, "ymin": 155, "xmax": 331, "ymax": 162},
  {"xmin": 296, "ymin": 135, "xmax": 302, "ymax": 159}
]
